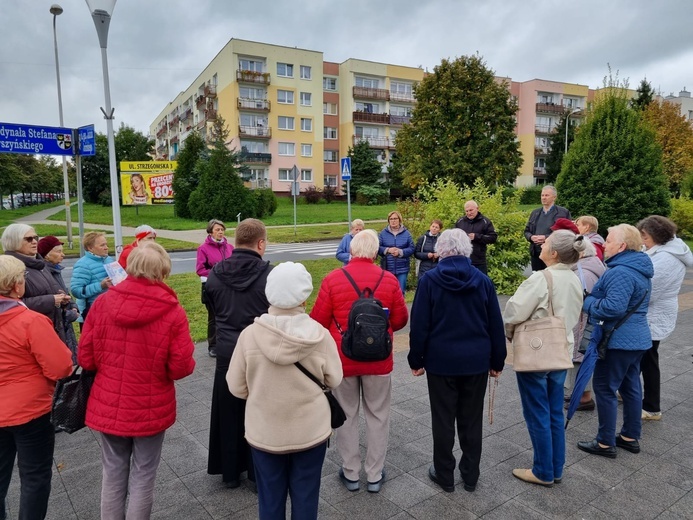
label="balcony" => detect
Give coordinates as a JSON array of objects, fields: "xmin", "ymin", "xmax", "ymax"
[
  {"xmin": 156, "ymin": 126, "xmax": 166, "ymax": 138},
  {"xmin": 244, "ymin": 179, "xmax": 273, "ymax": 190},
  {"xmin": 353, "ymin": 111, "xmax": 390, "ymax": 124},
  {"xmin": 204, "ymin": 84, "xmax": 217, "ymax": 98},
  {"xmin": 353, "ymin": 135, "xmax": 390, "ymax": 148},
  {"xmin": 237, "ymin": 69, "xmax": 271, "ymax": 85},
  {"xmin": 180, "ymin": 108, "xmax": 192, "ymax": 122},
  {"xmin": 390, "ymin": 92, "xmax": 415, "ymax": 103},
  {"xmin": 353, "ymin": 86, "xmax": 389, "ymax": 101},
  {"xmin": 239, "ymin": 125, "xmax": 271, "ymax": 139},
  {"xmin": 196, "ymin": 119, "xmax": 207, "ymax": 130},
  {"xmin": 533, "ymin": 167, "xmax": 548, "ymax": 178},
  {"xmin": 536, "ymin": 102, "xmax": 566, "ymax": 115},
  {"xmin": 205, "ymin": 109, "xmax": 217, "ymax": 121},
  {"xmin": 238, "ymin": 98, "xmax": 270, "ymax": 111},
  {"xmin": 534, "ymin": 146, "xmax": 550, "ymax": 155},
  {"xmin": 535, "ymin": 124, "xmax": 557, "ymax": 134},
  {"xmin": 195, "ymin": 95, "xmax": 206, "ymax": 109},
  {"xmin": 241, "ymin": 152, "xmax": 272, "ymax": 164},
  {"xmin": 390, "ymin": 114, "xmax": 411, "ymax": 126},
  {"xmin": 170, "ymin": 136, "xmax": 179, "ymax": 144}
]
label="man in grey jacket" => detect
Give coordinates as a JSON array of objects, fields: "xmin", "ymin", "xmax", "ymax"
[{"xmin": 524, "ymin": 185, "xmax": 571, "ymax": 271}]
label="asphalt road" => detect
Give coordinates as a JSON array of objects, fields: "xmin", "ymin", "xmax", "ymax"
[{"xmin": 60, "ymin": 240, "xmax": 341, "ymax": 285}]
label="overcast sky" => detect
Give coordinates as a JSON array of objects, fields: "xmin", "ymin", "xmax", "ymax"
[{"xmin": 1, "ymin": 0, "xmax": 691, "ymax": 138}]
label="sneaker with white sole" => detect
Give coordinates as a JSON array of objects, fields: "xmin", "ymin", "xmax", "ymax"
[{"xmin": 642, "ymin": 410, "xmax": 662, "ymax": 421}]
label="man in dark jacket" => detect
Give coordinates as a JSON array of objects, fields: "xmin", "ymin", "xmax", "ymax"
[
  {"xmin": 205, "ymin": 218, "xmax": 273, "ymax": 490},
  {"xmin": 523, "ymin": 185, "xmax": 571, "ymax": 271},
  {"xmin": 455, "ymin": 201, "xmax": 497, "ymax": 275}
]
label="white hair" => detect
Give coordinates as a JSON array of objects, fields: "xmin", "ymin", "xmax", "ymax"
[
  {"xmin": 435, "ymin": 229, "xmax": 473, "ymax": 259},
  {"xmin": 350, "ymin": 229, "xmax": 379, "ymax": 259},
  {"xmin": 1, "ymin": 223, "xmax": 35, "ymax": 252}
]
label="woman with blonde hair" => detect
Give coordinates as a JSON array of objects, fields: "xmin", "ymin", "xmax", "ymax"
[
  {"xmin": 70, "ymin": 231, "xmax": 114, "ymax": 325},
  {"xmin": 378, "ymin": 211, "xmax": 415, "ymax": 294}
]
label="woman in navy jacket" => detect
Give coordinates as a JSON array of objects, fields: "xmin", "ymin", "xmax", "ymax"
[{"xmin": 378, "ymin": 211, "xmax": 415, "ymax": 294}]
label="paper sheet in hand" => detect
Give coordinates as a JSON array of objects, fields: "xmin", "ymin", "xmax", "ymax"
[{"xmin": 104, "ymin": 262, "xmax": 127, "ymax": 285}]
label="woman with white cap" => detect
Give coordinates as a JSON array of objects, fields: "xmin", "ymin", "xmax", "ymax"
[
  {"xmin": 228, "ymin": 262, "xmax": 343, "ymax": 520},
  {"xmin": 118, "ymin": 224, "xmax": 157, "ymax": 269}
]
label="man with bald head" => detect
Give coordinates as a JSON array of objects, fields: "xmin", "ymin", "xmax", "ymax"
[{"xmin": 454, "ymin": 200, "xmax": 498, "ymax": 275}]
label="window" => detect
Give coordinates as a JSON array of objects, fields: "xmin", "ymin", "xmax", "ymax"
[
  {"xmin": 355, "ymin": 126, "xmax": 379, "ymax": 138},
  {"xmin": 300, "ymin": 92, "xmax": 312, "ymax": 106},
  {"xmin": 563, "ymin": 97, "xmax": 580, "ymax": 109},
  {"xmin": 324, "ymin": 150, "xmax": 338, "ymax": 162},
  {"xmin": 278, "ymin": 169, "xmax": 292, "ymax": 181},
  {"xmin": 300, "ymin": 66, "xmax": 311, "ymax": 80},
  {"xmin": 278, "ymin": 142, "xmax": 295, "ymax": 156},
  {"xmin": 300, "ymin": 118, "xmax": 312, "ymax": 131},
  {"xmin": 301, "ymin": 144, "xmax": 312, "ymax": 157},
  {"xmin": 324, "ymin": 127, "xmax": 337, "ymax": 139},
  {"xmin": 278, "ymin": 116, "xmax": 295, "ymax": 130},
  {"xmin": 239, "ymin": 58, "xmax": 263, "ymax": 72},
  {"xmin": 277, "ymin": 63, "xmax": 293, "ymax": 77},
  {"xmin": 390, "ymin": 105, "xmax": 412, "ymax": 117},
  {"xmin": 390, "ymin": 81, "xmax": 413, "ymax": 97},
  {"xmin": 301, "ymin": 169, "xmax": 313, "ymax": 182},
  {"xmin": 323, "ymin": 102, "xmax": 337, "ymax": 115},
  {"xmin": 355, "ymin": 76, "xmax": 379, "ymax": 88},
  {"xmin": 240, "ymin": 141, "xmax": 268, "ymax": 153},
  {"xmin": 277, "ymin": 90, "xmax": 294, "ymax": 104},
  {"xmin": 356, "ymin": 102, "xmax": 378, "ymax": 113},
  {"xmin": 323, "ymin": 77, "xmax": 337, "ymax": 91},
  {"xmin": 538, "ymin": 93, "xmax": 554, "ymax": 104},
  {"xmin": 240, "ymin": 114, "xmax": 267, "ymax": 127},
  {"xmin": 248, "ymin": 168, "xmax": 267, "ymax": 181},
  {"xmin": 239, "ymin": 86, "xmax": 266, "ymax": 99},
  {"xmin": 534, "ymin": 158, "xmax": 546, "ymax": 168},
  {"xmin": 324, "ymin": 175, "xmax": 338, "ymax": 187}
]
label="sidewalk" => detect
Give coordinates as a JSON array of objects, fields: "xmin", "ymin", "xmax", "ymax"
[{"xmin": 6, "ymin": 271, "xmax": 693, "ymax": 519}]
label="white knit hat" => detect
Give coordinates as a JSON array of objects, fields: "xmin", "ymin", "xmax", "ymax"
[
  {"xmin": 265, "ymin": 262, "xmax": 313, "ymax": 309},
  {"xmin": 135, "ymin": 224, "xmax": 156, "ymax": 240}
]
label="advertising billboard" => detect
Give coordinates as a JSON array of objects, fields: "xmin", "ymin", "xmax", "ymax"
[{"xmin": 119, "ymin": 161, "xmax": 177, "ymax": 205}]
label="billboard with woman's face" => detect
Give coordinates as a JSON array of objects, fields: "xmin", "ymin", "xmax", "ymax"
[{"xmin": 119, "ymin": 161, "xmax": 177, "ymax": 205}]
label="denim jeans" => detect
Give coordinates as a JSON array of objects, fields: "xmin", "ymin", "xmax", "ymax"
[
  {"xmin": 516, "ymin": 370, "xmax": 567, "ymax": 482},
  {"xmin": 395, "ymin": 273, "xmax": 408, "ymax": 294},
  {"xmin": 0, "ymin": 413, "xmax": 55, "ymax": 520},
  {"xmin": 593, "ymin": 349, "xmax": 646, "ymax": 445}
]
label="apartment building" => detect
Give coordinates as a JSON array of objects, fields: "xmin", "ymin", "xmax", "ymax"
[{"xmin": 662, "ymin": 88, "xmax": 693, "ymax": 124}]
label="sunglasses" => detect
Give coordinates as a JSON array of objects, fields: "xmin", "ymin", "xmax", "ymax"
[{"xmin": 23, "ymin": 235, "xmax": 40, "ymax": 243}]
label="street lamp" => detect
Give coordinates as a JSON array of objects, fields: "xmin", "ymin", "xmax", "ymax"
[
  {"xmin": 85, "ymin": 0, "xmax": 122, "ymax": 258},
  {"xmin": 50, "ymin": 4, "xmax": 73, "ymax": 249},
  {"xmin": 564, "ymin": 108, "xmax": 581, "ymax": 154}
]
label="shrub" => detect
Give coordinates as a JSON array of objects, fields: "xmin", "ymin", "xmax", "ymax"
[
  {"xmin": 254, "ymin": 188, "xmax": 278, "ymax": 218},
  {"xmin": 356, "ymin": 185, "xmax": 389, "ymax": 205},
  {"xmin": 98, "ymin": 189, "xmax": 112, "ymax": 207},
  {"xmin": 323, "ymin": 185, "xmax": 338, "ymax": 203},
  {"xmin": 302, "ymin": 186, "xmax": 323, "ymax": 204},
  {"xmin": 670, "ymin": 198, "xmax": 693, "ymax": 239},
  {"xmin": 519, "ymin": 186, "xmax": 542, "ymax": 205}
]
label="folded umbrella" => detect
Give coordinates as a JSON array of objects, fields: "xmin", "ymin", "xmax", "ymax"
[{"xmin": 565, "ymin": 320, "xmax": 603, "ymax": 429}]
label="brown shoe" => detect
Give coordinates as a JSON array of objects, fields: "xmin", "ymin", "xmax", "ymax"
[{"xmin": 512, "ymin": 468, "xmax": 553, "ymax": 487}]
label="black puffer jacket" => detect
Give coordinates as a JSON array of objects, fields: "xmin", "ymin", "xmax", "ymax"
[
  {"xmin": 414, "ymin": 232, "xmax": 440, "ymax": 279},
  {"xmin": 455, "ymin": 212, "xmax": 498, "ymax": 266}
]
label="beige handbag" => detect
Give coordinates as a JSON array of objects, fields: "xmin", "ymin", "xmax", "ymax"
[{"xmin": 512, "ymin": 270, "xmax": 573, "ymax": 372}]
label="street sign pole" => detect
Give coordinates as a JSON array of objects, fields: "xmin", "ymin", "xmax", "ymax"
[
  {"xmin": 340, "ymin": 157, "xmax": 352, "ymax": 231},
  {"xmin": 346, "ymin": 180, "xmax": 352, "ymax": 229},
  {"xmin": 77, "ymin": 125, "xmax": 95, "ymax": 257},
  {"xmin": 291, "ymin": 165, "xmax": 300, "ymax": 238}
]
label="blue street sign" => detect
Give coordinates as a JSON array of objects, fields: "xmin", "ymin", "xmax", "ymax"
[
  {"xmin": 0, "ymin": 122, "xmax": 75, "ymax": 156},
  {"xmin": 341, "ymin": 157, "xmax": 352, "ymax": 180},
  {"xmin": 78, "ymin": 125, "xmax": 96, "ymax": 156}
]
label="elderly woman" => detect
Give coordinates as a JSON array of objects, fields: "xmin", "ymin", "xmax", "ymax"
[
  {"xmin": 504, "ymin": 230, "xmax": 584, "ymax": 486},
  {"xmin": 379, "ymin": 211, "xmax": 415, "ymax": 294},
  {"xmin": 336, "ymin": 219, "xmax": 365, "ymax": 265},
  {"xmin": 118, "ymin": 224, "xmax": 157, "ymax": 269},
  {"xmin": 311, "ymin": 229, "xmax": 408, "ymax": 493},
  {"xmin": 409, "ymin": 229, "xmax": 505, "ymax": 493},
  {"xmin": 1, "ymin": 224, "xmax": 72, "ymax": 343},
  {"xmin": 228, "ymin": 262, "xmax": 343, "ymax": 519},
  {"xmin": 78, "ymin": 242, "xmax": 195, "ymax": 519},
  {"xmin": 196, "ymin": 219, "xmax": 235, "ymax": 358},
  {"xmin": 578, "ymin": 224, "xmax": 653, "ymax": 458},
  {"xmin": 636, "ymin": 216, "xmax": 693, "ymax": 421},
  {"xmin": 413, "ymin": 219, "xmax": 442, "ymax": 280},
  {"xmin": 0, "ymin": 255, "xmax": 73, "ymax": 520},
  {"xmin": 70, "ymin": 232, "xmax": 114, "ymax": 325}
]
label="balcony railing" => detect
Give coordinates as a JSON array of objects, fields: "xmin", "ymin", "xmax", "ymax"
[
  {"xmin": 534, "ymin": 146, "xmax": 550, "ymax": 155},
  {"xmin": 170, "ymin": 136, "xmax": 179, "ymax": 144},
  {"xmin": 205, "ymin": 109, "xmax": 217, "ymax": 121},
  {"xmin": 204, "ymin": 84, "xmax": 217, "ymax": 98},
  {"xmin": 389, "ymin": 114, "xmax": 411, "ymax": 126},
  {"xmin": 241, "ymin": 152, "xmax": 272, "ymax": 164},
  {"xmin": 390, "ymin": 92, "xmax": 415, "ymax": 103},
  {"xmin": 195, "ymin": 95, "xmax": 206, "ymax": 109},
  {"xmin": 239, "ymin": 125, "xmax": 271, "ymax": 139},
  {"xmin": 244, "ymin": 179, "xmax": 272, "ymax": 190},
  {"xmin": 353, "ymin": 135, "xmax": 390, "ymax": 148},
  {"xmin": 535, "ymin": 102, "xmax": 566, "ymax": 115},
  {"xmin": 180, "ymin": 108, "xmax": 192, "ymax": 121},
  {"xmin": 156, "ymin": 127, "xmax": 166, "ymax": 138},
  {"xmin": 353, "ymin": 86, "xmax": 390, "ymax": 101},
  {"xmin": 535, "ymin": 124, "xmax": 557, "ymax": 134},
  {"xmin": 353, "ymin": 111, "xmax": 389, "ymax": 124},
  {"xmin": 237, "ymin": 70, "xmax": 271, "ymax": 85},
  {"xmin": 196, "ymin": 119, "xmax": 206, "ymax": 129},
  {"xmin": 238, "ymin": 98, "xmax": 270, "ymax": 111},
  {"xmin": 533, "ymin": 168, "xmax": 547, "ymax": 177}
]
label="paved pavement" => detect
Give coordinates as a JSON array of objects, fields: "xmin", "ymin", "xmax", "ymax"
[{"xmin": 5, "ymin": 271, "xmax": 693, "ymax": 519}]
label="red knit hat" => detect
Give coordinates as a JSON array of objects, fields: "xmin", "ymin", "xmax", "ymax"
[
  {"xmin": 37, "ymin": 236, "xmax": 64, "ymax": 258},
  {"xmin": 550, "ymin": 218, "xmax": 579, "ymax": 234}
]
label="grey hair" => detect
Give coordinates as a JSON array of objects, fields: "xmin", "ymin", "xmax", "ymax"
[
  {"xmin": 351, "ymin": 219, "xmax": 364, "ymax": 229},
  {"xmin": 542, "ymin": 185, "xmax": 557, "ymax": 196},
  {"xmin": 547, "ymin": 230, "xmax": 585, "ymax": 264},
  {"xmin": 435, "ymin": 229, "xmax": 473, "ymax": 259},
  {"xmin": 350, "ymin": 229, "xmax": 379, "ymax": 259},
  {"xmin": 206, "ymin": 219, "xmax": 226, "ymax": 234},
  {"xmin": 1, "ymin": 223, "xmax": 35, "ymax": 252}
]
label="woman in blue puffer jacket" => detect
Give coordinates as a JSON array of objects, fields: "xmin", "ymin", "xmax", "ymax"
[
  {"xmin": 379, "ymin": 211, "xmax": 415, "ymax": 294},
  {"xmin": 70, "ymin": 232, "xmax": 115, "ymax": 324}
]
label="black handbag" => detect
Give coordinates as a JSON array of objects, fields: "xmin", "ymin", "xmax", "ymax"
[
  {"xmin": 51, "ymin": 366, "xmax": 96, "ymax": 434},
  {"xmin": 294, "ymin": 362, "xmax": 346, "ymax": 429}
]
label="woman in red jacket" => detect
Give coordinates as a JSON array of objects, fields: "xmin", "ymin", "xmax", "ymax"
[
  {"xmin": 310, "ymin": 229, "xmax": 408, "ymax": 493},
  {"xmin": 78, "ymin": 242, "xmax": 195, "ymax": 520},
  {"xmin": 0, "ymin": 255, "xmax": 73, "ymax": 520}
]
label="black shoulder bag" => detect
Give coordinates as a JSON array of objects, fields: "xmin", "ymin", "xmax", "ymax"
[
  {"xmin": 294, "ymin": 362, "xmax": 346, "ymax": 429},
  {"xmin": 594, "ymin": 290, "xmax": 649, "ymax": 360}
]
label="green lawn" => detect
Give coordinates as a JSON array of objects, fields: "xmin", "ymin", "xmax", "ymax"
[{"xmin": 0, "ymin": 200, "xmax": 64, "ymax": 227}]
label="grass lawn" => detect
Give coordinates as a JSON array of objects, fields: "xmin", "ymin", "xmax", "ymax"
[{"xmin": 0, "ymin": 201, "xmax": 64, "ymax": 228}]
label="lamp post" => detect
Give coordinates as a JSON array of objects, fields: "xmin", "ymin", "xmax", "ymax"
[
  {"xmin": 564, "ymin": 108, "xmax": 581, "ymax": 155},
  {"xmin": 85, "ymin": 0, "xmax": 122, "ymax": 258},
  {"xmin": 50, "ymin": 4, "xmax": 73, "ymax": 249}
]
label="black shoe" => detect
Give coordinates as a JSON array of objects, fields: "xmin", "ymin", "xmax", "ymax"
[
  {"xmin": 554, "ymin": 477, "xmax": 562, "ymax": 484},
  {"xmin": 225, "ymin": 479, "xmax": 240, "ymax": 489},
  {"xmin": 577, "ymin": 439, "xmax": 617, "ymax": 459},
  {"xmin": 615, "ymin": 435, "xmax": 640, "ymax": 454},
  {"xmin": 428, "ymin": 466, "xmax": 454, "ymax": 492},
  {"xmin": 463, "ymin": 482, "xmax": 476, "ymax": 492},
  {"xmin": 208, "ymin": 347, "xmax": 217, "ymax": 358}
]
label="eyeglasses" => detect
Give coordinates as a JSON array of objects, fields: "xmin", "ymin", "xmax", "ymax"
[{"xmin": 23, "ymin": 235, "xmax": 40, "ymax": 243}]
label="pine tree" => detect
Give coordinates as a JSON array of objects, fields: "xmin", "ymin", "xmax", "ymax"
[
  {"xmin": 632, "ymin": 78, "xmax": 655, "ymax": 111},
  {"xmin": 172, "ymin": 131, "xmax": 206, "ymax": 218},
  {"xmin": 347, "ymin": 140, "xmax": 384, "ymax": 198}
]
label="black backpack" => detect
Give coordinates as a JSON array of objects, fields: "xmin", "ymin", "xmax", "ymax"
[{"xmin": 334, "ymin": 268, "xmax": 392, "ymax": 362}]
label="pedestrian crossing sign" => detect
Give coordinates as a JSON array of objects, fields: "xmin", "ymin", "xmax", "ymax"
[{"xmin": 340, "ymin": 157, "xmax": 352, "ymax": 181}]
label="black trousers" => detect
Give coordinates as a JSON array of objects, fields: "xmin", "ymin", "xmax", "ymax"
[
  {"xmin": 201, "ymin": 284, "xmax": 217, "ymax": 350},
  {"xmin": 641, "ymin": 340, "xmax": 661, "ymax": 413},
  {"xmin": 530, "ymin": 253, "xmax": 547, "ymax": 271},
  {"xmin": 427, "ymin": 372, "xmax": 487, "ymax": 488},
  {"xmin": 0, "ymin": 413, "xmax": 55, "ymax": 520},
  {"xmin": 473, "ymin": 263, "xmax": 488, "ymax": 275}
]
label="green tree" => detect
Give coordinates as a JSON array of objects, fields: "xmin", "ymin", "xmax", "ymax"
[
  {"xmin": 393, "ymin": 55, "xmax": 521, "ymax": 189},
  {"xmin": 347, "ymin": 140, "xmax": 384, "ymax": 199},
  {"xmin": 0, "ymin": 155, "xmax": 27, "ymax": 208},
  {"xmin": 631, "ymin": 78, "xmax": 655, "ymax": 111},
  {"xmin": 188, "ymin": 117, "xmax": 257, "ymax": 221},
  {"xmin": 172, "ymin": 130, "xmax": 206, "ymax": 218},
  {"xmin": 556, "ymin": 83, "xmax": 670, "ymax": 233},
  {"xmin": 545, "ymin": 115, "xmax": 578, "ymax": 183}
]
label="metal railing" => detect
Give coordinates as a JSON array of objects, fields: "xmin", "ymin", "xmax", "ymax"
[
  {"xmin": 238, "ymin": 98, "xmax": 270, "ymax": 111},
  {"xmin": 237, "ymin": 70, "xmax": 271, "ymax": 85},
  {"xmin": 352, "ymin": 86, "xmax": 389, "ymax": 100},
  {"xmin": 239, "ymin": 125, "xmax": 271, "ymax": 138}
]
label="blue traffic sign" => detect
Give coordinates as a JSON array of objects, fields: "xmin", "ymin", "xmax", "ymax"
[
  {"xmin": 341, "ymin": 157, "xmax": 352, "ymax": 180},
  {"xmin": 78, "ymin": 125, "xmax": 96, "ymax": 156},
  {"xmin": 0, "ymin": 122, "xmax": 75, "ymax": 156}
]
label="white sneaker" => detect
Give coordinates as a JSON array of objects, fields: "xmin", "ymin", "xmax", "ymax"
[{"xmin": 642, "ymin": 410, "xmax": 662, "ymax": 421}]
